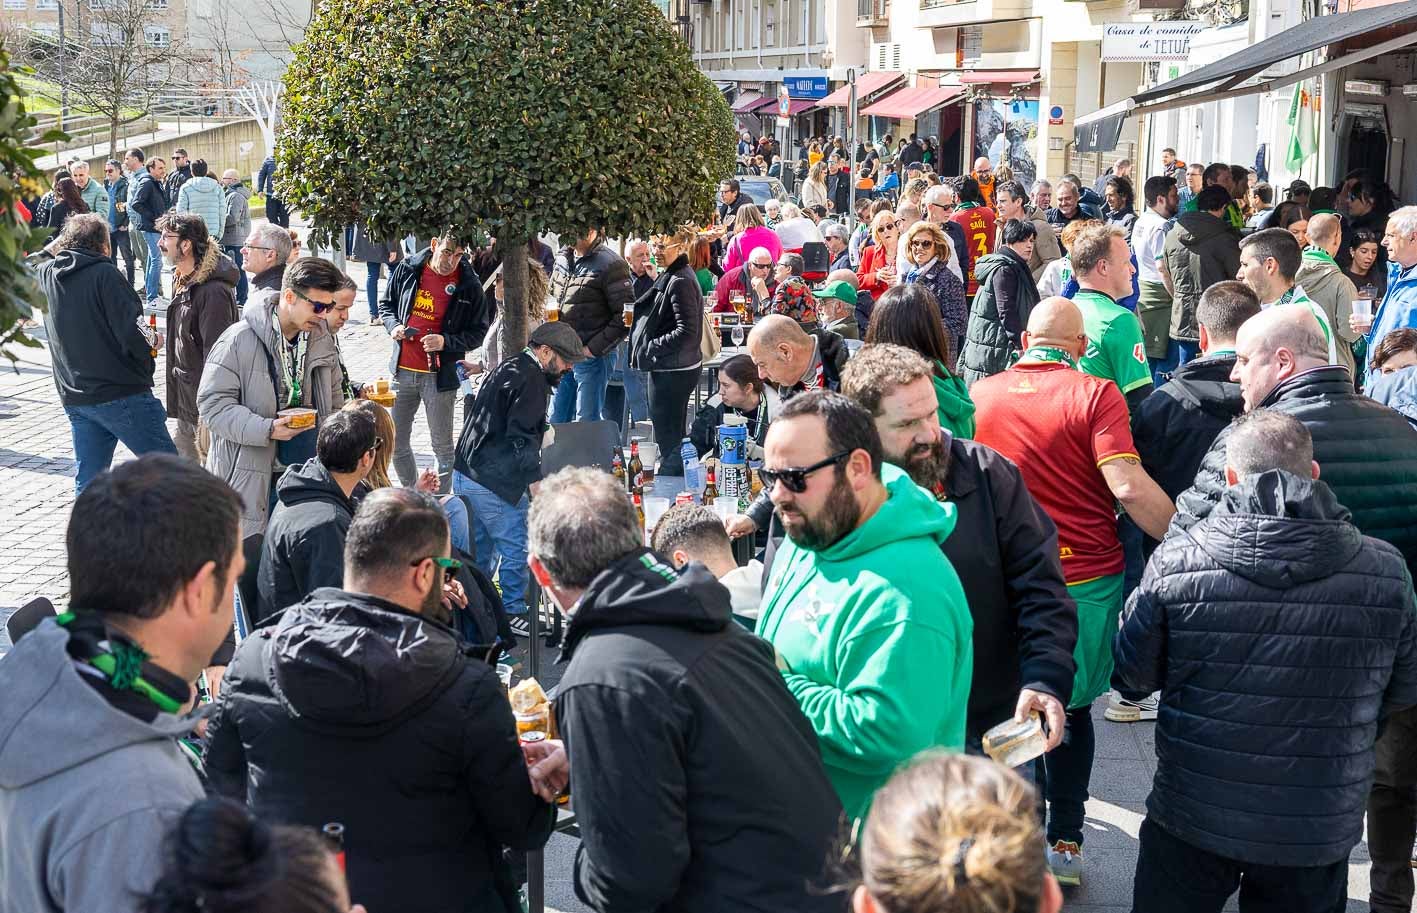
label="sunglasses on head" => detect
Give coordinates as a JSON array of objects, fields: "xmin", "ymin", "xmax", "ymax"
[
  {"xmin": 293, "ymin": 287, "xmax": 337, "ymax": 315},
  {"xmin": 759, "ymin": 450, "xmax": 852, "ymax": 494}
]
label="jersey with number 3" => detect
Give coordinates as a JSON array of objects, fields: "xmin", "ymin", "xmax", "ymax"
[{"xmin": 950, "ymin": 206, "xmax": 996, "ymax": 298}]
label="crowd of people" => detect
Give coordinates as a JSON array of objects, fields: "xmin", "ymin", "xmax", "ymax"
[{"xmin": 6, "ymin": 134, "xmax": 1417, "ymax": 913}]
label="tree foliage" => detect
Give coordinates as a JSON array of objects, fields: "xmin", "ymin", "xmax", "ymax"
[
  {"xmin": 278, "ymin": 0, "xmax": 737, "ymax": 248},
  {"xmin": 0, "ymin": 50, "xmax": 57, "ymax": 362}
]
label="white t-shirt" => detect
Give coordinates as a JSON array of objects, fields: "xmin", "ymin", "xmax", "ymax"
[
  {"xmin": 775, "ymin": 217, "xmax": 823, "ymax": 252},
  {"xmin": 1131, "ymin": 209, "xmax": 1171, "ymax": 286}
]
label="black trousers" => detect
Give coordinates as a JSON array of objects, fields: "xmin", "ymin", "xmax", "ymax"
[
  {"xmin": 110, "ymin": 230, "xmax": 134, "ymax": 285},
  {"xmin": 1369, "ymin": 704, "xmax": 1417, "ymax": 912},
  {"xmin": 1132, "ymin": 817, "xmax": 1347, "ymax": 913},
  {"xmin": 648, "ymin": 368, "xmax": 699, "ymax": 475}
]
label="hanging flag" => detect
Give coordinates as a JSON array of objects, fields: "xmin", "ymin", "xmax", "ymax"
[{"xmin": 1286, "ymin": 80, "xmax": 1318, "ymax": 171}]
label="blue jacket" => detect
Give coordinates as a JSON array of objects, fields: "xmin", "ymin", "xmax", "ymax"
[
  {"xmin": 176, "ymin": 176, "xmax": 226, "ymax": 239},
  {"xmin": 1368, "ymin": 260, "xmax": 1417, "ymax": 349},
  {"xmin": 1367, "ymin": 364, "xmax": 1417, "ymax": 429}
]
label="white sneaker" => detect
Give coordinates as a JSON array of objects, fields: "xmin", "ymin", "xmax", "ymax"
[{"xmin": 1105, "ymin": 690, "xmax": 1159, "ymax": 722}]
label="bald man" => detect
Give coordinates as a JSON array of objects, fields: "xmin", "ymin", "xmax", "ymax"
[
  {"xmin": 973, "ymin": 156, "xmax": 997, "ymax": 209},
  {"xmin": 972, "ymin": 296, "xmax": 1174, "ymax": 887},
  {"xmin": 1295, "ymin": 212, "xmax": 1360, "ymax": 376}
]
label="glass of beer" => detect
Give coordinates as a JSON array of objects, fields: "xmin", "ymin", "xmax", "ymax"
[
  {"xmin": 546, "ymin": 303, "xmax": 560, "ymax": 322},
  {"xmin": 623, "ymin": 302, "xmax": 634, "ymax": 327},
  {"xmin": 515, "ymin": 706, "xmax": 550, "ymax": 740}
]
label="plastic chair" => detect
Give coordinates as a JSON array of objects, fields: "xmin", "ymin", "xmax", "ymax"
[
  {"xmin": 801, "ymin": 240, "xmax": 829, "ymax": 282},
  {"xmin": 5, "ymin": 597, "xmax": 56, "ymax": 645}
]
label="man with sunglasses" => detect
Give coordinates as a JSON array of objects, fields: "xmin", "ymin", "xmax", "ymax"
[
  {"xmin": 754, "ymin": 391, "xmax": 974, "ymax": 820},
  {"xmin": 712, "ymin": 245, "xmax": 778, "ymax": 314},
  {"xmin": 158, "ymin": 212, "xmax": 240, "ymax": 465},
  {"xmin": 922, "ymin": 185, "xmax": 966, "ymax": 284},
  {"xmin": 206, "ymin": 487, "xmax": 563, "ymax": 913},
  {"xmin": 101, "ymin": 159, "xmax": 134, "ymax": 286},
  {"xmin": 256, "ymin": 407, "xmax": 378, "ymax": 621},
  {"xmin": 198, "ymin": 257, "xmax": 346, "ymax": 541}
]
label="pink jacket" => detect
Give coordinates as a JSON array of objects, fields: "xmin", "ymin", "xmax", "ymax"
[{"xmin": 723, "ymin": 226, "xmax": 783, "ymax": 273}]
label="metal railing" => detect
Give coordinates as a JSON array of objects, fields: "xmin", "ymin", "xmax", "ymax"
[
  {"xmin": 857, "ymin": 0, "xmax": 889, "ymax": 21},
  {"xmin": 25, "ymin": 90, "xmax": 251, "ymax": 158}
]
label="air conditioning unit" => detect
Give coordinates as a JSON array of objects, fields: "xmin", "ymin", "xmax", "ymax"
[{"xmin": 870, "ymin": 42, "xmax": 903, "ymax": 70}]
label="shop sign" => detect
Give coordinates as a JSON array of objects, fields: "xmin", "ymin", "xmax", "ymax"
[
  {"xmin": 1101, "ymin": 22, "xmax": 1208, "ymax": 62},
  {"xmin": 783, "ymin": 75, "xmax": 829, "ymax": 99}
]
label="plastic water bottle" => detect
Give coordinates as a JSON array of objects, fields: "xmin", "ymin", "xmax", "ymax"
[{"xmin": 681, "ymin": 437, "xmax": 702, "ymax": 491}]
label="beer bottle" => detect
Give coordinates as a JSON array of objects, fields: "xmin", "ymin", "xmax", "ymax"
[
  {"xmin": 749, "ymin": 461, "xmax": 764, "ymax": 499},
  {"xmin": 632, "ymin": 491, "xmax": 646, "ymax": 532},
  {"xmin": 148, "ymin": 315, "xmax": 158, "ymax": 358},
  {"xmin": 322, "ymin": 822, "xmax": 346, "ymax": 872},
  {"xmin": 628, "ymin": 441, "xmax": 644, "ymax": 491},
  {"xmin": 612, "ymin": 452, "xmax": 626, "ymax": 486},
  {"xmin": 702, "ymin": 468, "xmax": 719, "ymax": 504}
]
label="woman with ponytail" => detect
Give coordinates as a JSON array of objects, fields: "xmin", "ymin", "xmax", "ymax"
[
  {"xmin": 144, "ymin": 797, "xmax": 364, "ymax": 913},
  {"xmin": 850, "ymin": 753, "xmax": 1063, "ymax": 913}
]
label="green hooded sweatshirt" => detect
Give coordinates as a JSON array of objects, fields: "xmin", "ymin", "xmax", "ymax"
[
  {"xmin": 756, "ymin": 463, "xmax": 974, "ymax": 819},
  {"xmin": 933, "ymin": 364, "xmax": 976, "ymax": 440}
]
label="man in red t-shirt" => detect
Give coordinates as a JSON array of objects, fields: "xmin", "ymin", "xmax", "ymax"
[
  {"xmin": 971, "ymin": 296, "xmax": 1173, "ymax": 888},
  {"xmin": 948, "ymin": 175, "xmax": 996, "ymax": 299}
]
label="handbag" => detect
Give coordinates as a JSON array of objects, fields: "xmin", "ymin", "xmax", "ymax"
[{"xmin": 700, "ymin": 308, "xmax": 722, "ymax": 362}]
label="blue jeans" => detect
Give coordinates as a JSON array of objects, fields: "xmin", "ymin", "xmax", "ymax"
[
  {"xmin": 1174, "ymin": 339, "xmax": 1201, "ymax": 367},
  {"xmin": 453, "ymin": 472, "xmax": 529, "ymax": 616},
  {"xmin": 224, "ymin": 245, "xmax": 248, "ymax": 305},
  {"xmin": 549, "ymin": 351, "xmax": 611, "ymax": 423},
  {"xmin": 1148, "ymin": 338, "xmax": 1180, "ymax": 387},
  {"xmin": 365, "ymin": 262, "xmax": 383, "ymax": 320},
  {"xmin": 64, "ymin": 392, "xmax": 177, "ymax": 493},
  {"xmin": 441, "ymin": 493, "xmax": 471, "ymax": 556},
  {"xmin": 141, "ymin": 230, "xmax": 162, "ymax": 301},
  {"xmin": 602, "ymin": 342, "xmax": 649, "ymax": 430}
]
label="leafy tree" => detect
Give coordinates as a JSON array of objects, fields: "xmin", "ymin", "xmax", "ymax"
[
  {"xmin": 0, "ymin": 49, "xmax": 57, "ymax": 363},
  {"xmin": 279, "ymin": 0, "xmax": 735, "ymax": 353}
]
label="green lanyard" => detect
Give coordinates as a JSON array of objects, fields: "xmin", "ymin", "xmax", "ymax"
[
  {"xmin": 332, "ymin": 337, "xmax": 354, "ymax": 401},
  {"xmin": 1018, "ymin": 345, "xmax": 1078, "ymax": 369},
  {"xmin": 274, "ymin": 309, "xmax": 309, "ymax": 409}
]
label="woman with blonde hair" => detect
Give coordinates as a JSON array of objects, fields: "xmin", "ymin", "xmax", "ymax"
[
  {"xmin": 801, "ymin": 161, "xmax": 831, "ymax": 212},
  {"xmin": 850, "ymin": 752, "xmax": 1062, "ymax": 913},
  {"xmin": 723, "ymin": 203, "xmax": 782, "ymax": 272},
  {"xmin": 858, "ymin": 210, "xmax": 901, "ymax": 299},
  {"xmin": 902, "ymin": 220, "xmax": 967, "ymax": 353}
]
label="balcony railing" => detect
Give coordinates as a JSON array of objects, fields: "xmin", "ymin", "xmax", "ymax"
[{"xmin": 857, "ymin": 0, "xmax": 888, "ymax": 25}]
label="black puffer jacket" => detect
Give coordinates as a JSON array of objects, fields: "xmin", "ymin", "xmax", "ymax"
[
  {"xmin": 204, "ymin": 590, "xmax": 555, "ymax": 913},
  {"xmin": 957, "ymin": 247, "xmax": 1039, "ymax": 387},
  {"xmin": 630, "ymin": 255, "xmax": 703, "ymax": 372},
  {"xmin": 551, "ymin": 239, "xmax": 634, "ymax": 357},
  {"xmin": 555, "ymin": 549, "xmax": 843, "ymax": 913},
  {"xmin": 256, "ymin": 459, "xmax": 355, "ymax": 622},
  {"xmin": 939, "ymin": 435, "xmax": 1077, "ymax": 736},
  {"xmin": 1116, "ymin": 471, "xmax": 1417, "ymax": 866},
  {"xmin": 1173, "ymin": 366, "xmax": 1417, "ymax": 571},
  {"xmin": 1132, "ymin": 351, "xmax": 1242, "ymax": 502}
]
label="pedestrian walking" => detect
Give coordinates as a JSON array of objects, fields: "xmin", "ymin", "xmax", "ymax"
[
  {"xmin": 36, "ymin": 214, "xmax": 177, "ymax": 491},
  {"xmin": 1117, "ymin": 411, "xmax": 1417, "ymax": 913},
  {"xmin": 528, "ymin": 468, "xmax": 845, "ymax": 912},
  {"xmin": 378, "ymin": 235, "xmax": 492, "ymax": 491},
  {"xmin": 947, "ymin": 175, "xmax": 996, "ymax": 298},
  {"xmin": 101, "ymin": 159, "xmax": 133, "ymax": 285},
  {"xmin": 205, "ymin": 487, "xmax": 563, "ymax": 913},
  {"xmin": 0, "ymin": 455, "xmax": 243, "ymax": 913},
  {"xmin": 349, "ymin": 223, "xmax": 402, "ymax": 321},
  {"xmin": 547, "ymin": 229, "xmax": 633, "ymax": 424},
  {"xmin": 126, "ymin": 149, "xmax": 168, "ymax": 305},
  {"xmin": 218, "ymin": 169, "xmax": 252, "ymax": 307}
]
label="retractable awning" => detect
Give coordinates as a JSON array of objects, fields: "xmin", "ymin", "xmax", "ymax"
[
  {"xmin": 779, "ymin": 99, "xmax": 818, "ymax": 116},
  {"xmin": 731, "ymin": 92, "xmax": 767, "ymax": 114},
  {"xmin": 958, "ymin": 69, "xmax": 1040, "ymax": 85},
  {"xmin": 860, "ymin": 85, "xmax": 966, "ymax": 119},
  {"xmin": 820, "ymin": 71, "xmax": 905, "ymax": 107},
  {"xmin": 1074, "ymin": 0, "xmax": 1417, "ymax": 151}
]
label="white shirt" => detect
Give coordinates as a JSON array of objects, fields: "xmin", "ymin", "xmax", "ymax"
[
  {"xmin": 1131, "ymin": 209, "xmax": 1170, "ymax": 285},
  {"xmin": 1037, "ymin": 257, "xmax": 1071, "ymax": 298},
  {"xmin": 775, "ymin": 217, "xmax": 822, "ymax": 251}
]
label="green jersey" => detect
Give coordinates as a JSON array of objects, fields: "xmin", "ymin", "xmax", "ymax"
[{"xmin": 1072, "ymin": 289, "xmax": 1153, "ymax": 399}]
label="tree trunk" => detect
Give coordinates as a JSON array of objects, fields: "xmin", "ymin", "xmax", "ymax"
[{"xmin": 497, "ymin": 236, "xmax": 531, "ymax": 358}]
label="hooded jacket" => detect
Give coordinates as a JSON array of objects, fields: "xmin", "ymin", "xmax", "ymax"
[
  {"xmin": 958, "ymin": 246, "xmax": 1040, "ymax": 386},
  {"xmin": 175, "ymin": 175, "xmax": 226, "ymax": 239},
  {"xmin": 1173, "ymin": 366, "xmax": 1417, "ymax": 573},
  {"xmin": 256, "ymin": 459, "xmax": 356, "ymax": 621},
  {"xmin": 1132, "ymin": 351, "xmax": 1243, "ymax": 503},
  {"xmin": 555, "ymin": 550, "xmax": 844, "ymax": 913},
  {"xmin": 0, "ymin": 619, "xmax": 206, "ymax": 913},
  {"xmin": 1162, "ymin": 210, "xmax": 1240, "ymax": 342},
  {"xmin": 938, "ymin": 435, "xmax": 1077, "ymax": 736},
  {"xmin": 378, "ymin": 248, "xmax": 492, "ymax": 392},
  {"xmin": 165, "ymin": 244, "xmax": 241, "ymax": 424},
  {"xmin": 37, "ymin": 249, "xmax": 155, "ymax": 406},
  {"xmin": 1116, "ymin": 471, "xmax": 1417, "ymax": 866},
  {"xmin": 126, "ymin": 168, "xmax": 165, "ymax": 232},
  {"xmin": 550, "ymin": 239, "xmax": 635, "ymax": 357},
  {"xmin": 756, "ymin": 463, "xmax": 974, "ymax": 818},
  {"xmin": 220, "ymin": 183, "xmax": 252, "ymax": 248},
  {"xmin": 1368, "ymin": 259, "xmax": 1417, "ymax": 350},
  {"xmin": 204, "ymin": 590, "xmax": 555, "ymax": 913},
  {"xmin": 1295, "ymin": 248, "xmax": 1360, "ymax": 375},
  {"xmin": 198, "ymin": 289, "xmax": 343, "ymax": 536},
  {"xmin": 933, "ymin": 367, "xmax": 976, "ymax": 440},
  {"xmin": 455, "ymin": 349, "xmax": 550, "ymax": 506}
]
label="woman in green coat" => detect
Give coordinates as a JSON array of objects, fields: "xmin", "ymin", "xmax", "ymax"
[{"xmin": 865, "ymin": 284, "xmax": 976, "ymax": 440}]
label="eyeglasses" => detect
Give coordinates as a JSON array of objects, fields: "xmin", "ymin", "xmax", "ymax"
[
  {"xmin": 410, "ymin": 555, "xmax": 462, "ymax": 573},
  {"xmin": 759, "ymin": 450, "xmax": 852, "ymax": 494},
  {"xmin": 241, "ymin": 244, "xmax": 275, "ymax": 252},
  {"xmin": 293, "ymin": 287, "xmax": 337, "ymax": 314}
]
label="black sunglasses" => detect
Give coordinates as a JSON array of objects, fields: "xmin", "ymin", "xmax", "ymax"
[
  {"xmin": 759, "ymin": 450, "xmax": 852, "ymax": 494},
  {"xmin": 293, "ymin": 287, "xmax": 337, "ymax": 315}
]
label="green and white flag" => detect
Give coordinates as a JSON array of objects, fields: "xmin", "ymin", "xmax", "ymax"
[{"xmin": 1286, "ymin": 80, "xmax": 1318, "ymax": 171}]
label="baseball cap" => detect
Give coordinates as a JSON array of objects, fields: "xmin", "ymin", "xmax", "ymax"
[
  {"xmin": 528, "ymin": 322, "xmax": 587, "ymax": 364},
  {"xmin": 816, "ymin": 280, "xmax": 857, "ymax": 305}
]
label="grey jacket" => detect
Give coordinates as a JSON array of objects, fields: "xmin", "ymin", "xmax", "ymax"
[
  {"xmin": 221, "ymin": 183, "xmax": 252, "ymax": 248},
  {"xmin": 0, "ymin": 619, "xmax": 206, "ymax": 913},
  {"xmin": 198, "ymin": 289, "xmax": 343, "ymax": 536}
]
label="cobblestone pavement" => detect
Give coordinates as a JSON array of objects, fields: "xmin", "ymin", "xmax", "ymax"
[{"xmin": 0, "ymin": 261, "xmax": 1382, "ymax": 912}]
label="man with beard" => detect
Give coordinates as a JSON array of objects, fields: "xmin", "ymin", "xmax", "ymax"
[
  {"xmin": 755, "ymin": 391, "xmax": 973, "ymax": 819},
  {"xmin": 971, "ymin": 297, "xmax": 1175, "ymax": 887},
  {"xmin": 452, "ymin": 322, "xmax": 583, "ymax": 636},
  {"xmin": 205, "ymin": 487, "xmax": 563, "ymax": 913},
  {"xmin": 841, "ymin": 344, "xmax": 1076, "ymax": 761}
]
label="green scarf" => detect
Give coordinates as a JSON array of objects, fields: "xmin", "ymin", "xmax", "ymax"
[
  {"xmin": 1302, "ymin": 246, "xmax": 1338, "ymax": 268},
  {"xmin": 1018, "ymin": 345, "xmax": 1078, "ymax": 369}
]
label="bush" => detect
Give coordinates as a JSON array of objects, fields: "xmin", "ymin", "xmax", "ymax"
[{"xmin": 0, "ymin": 50, "xmax": 57, "ymax": 362}]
